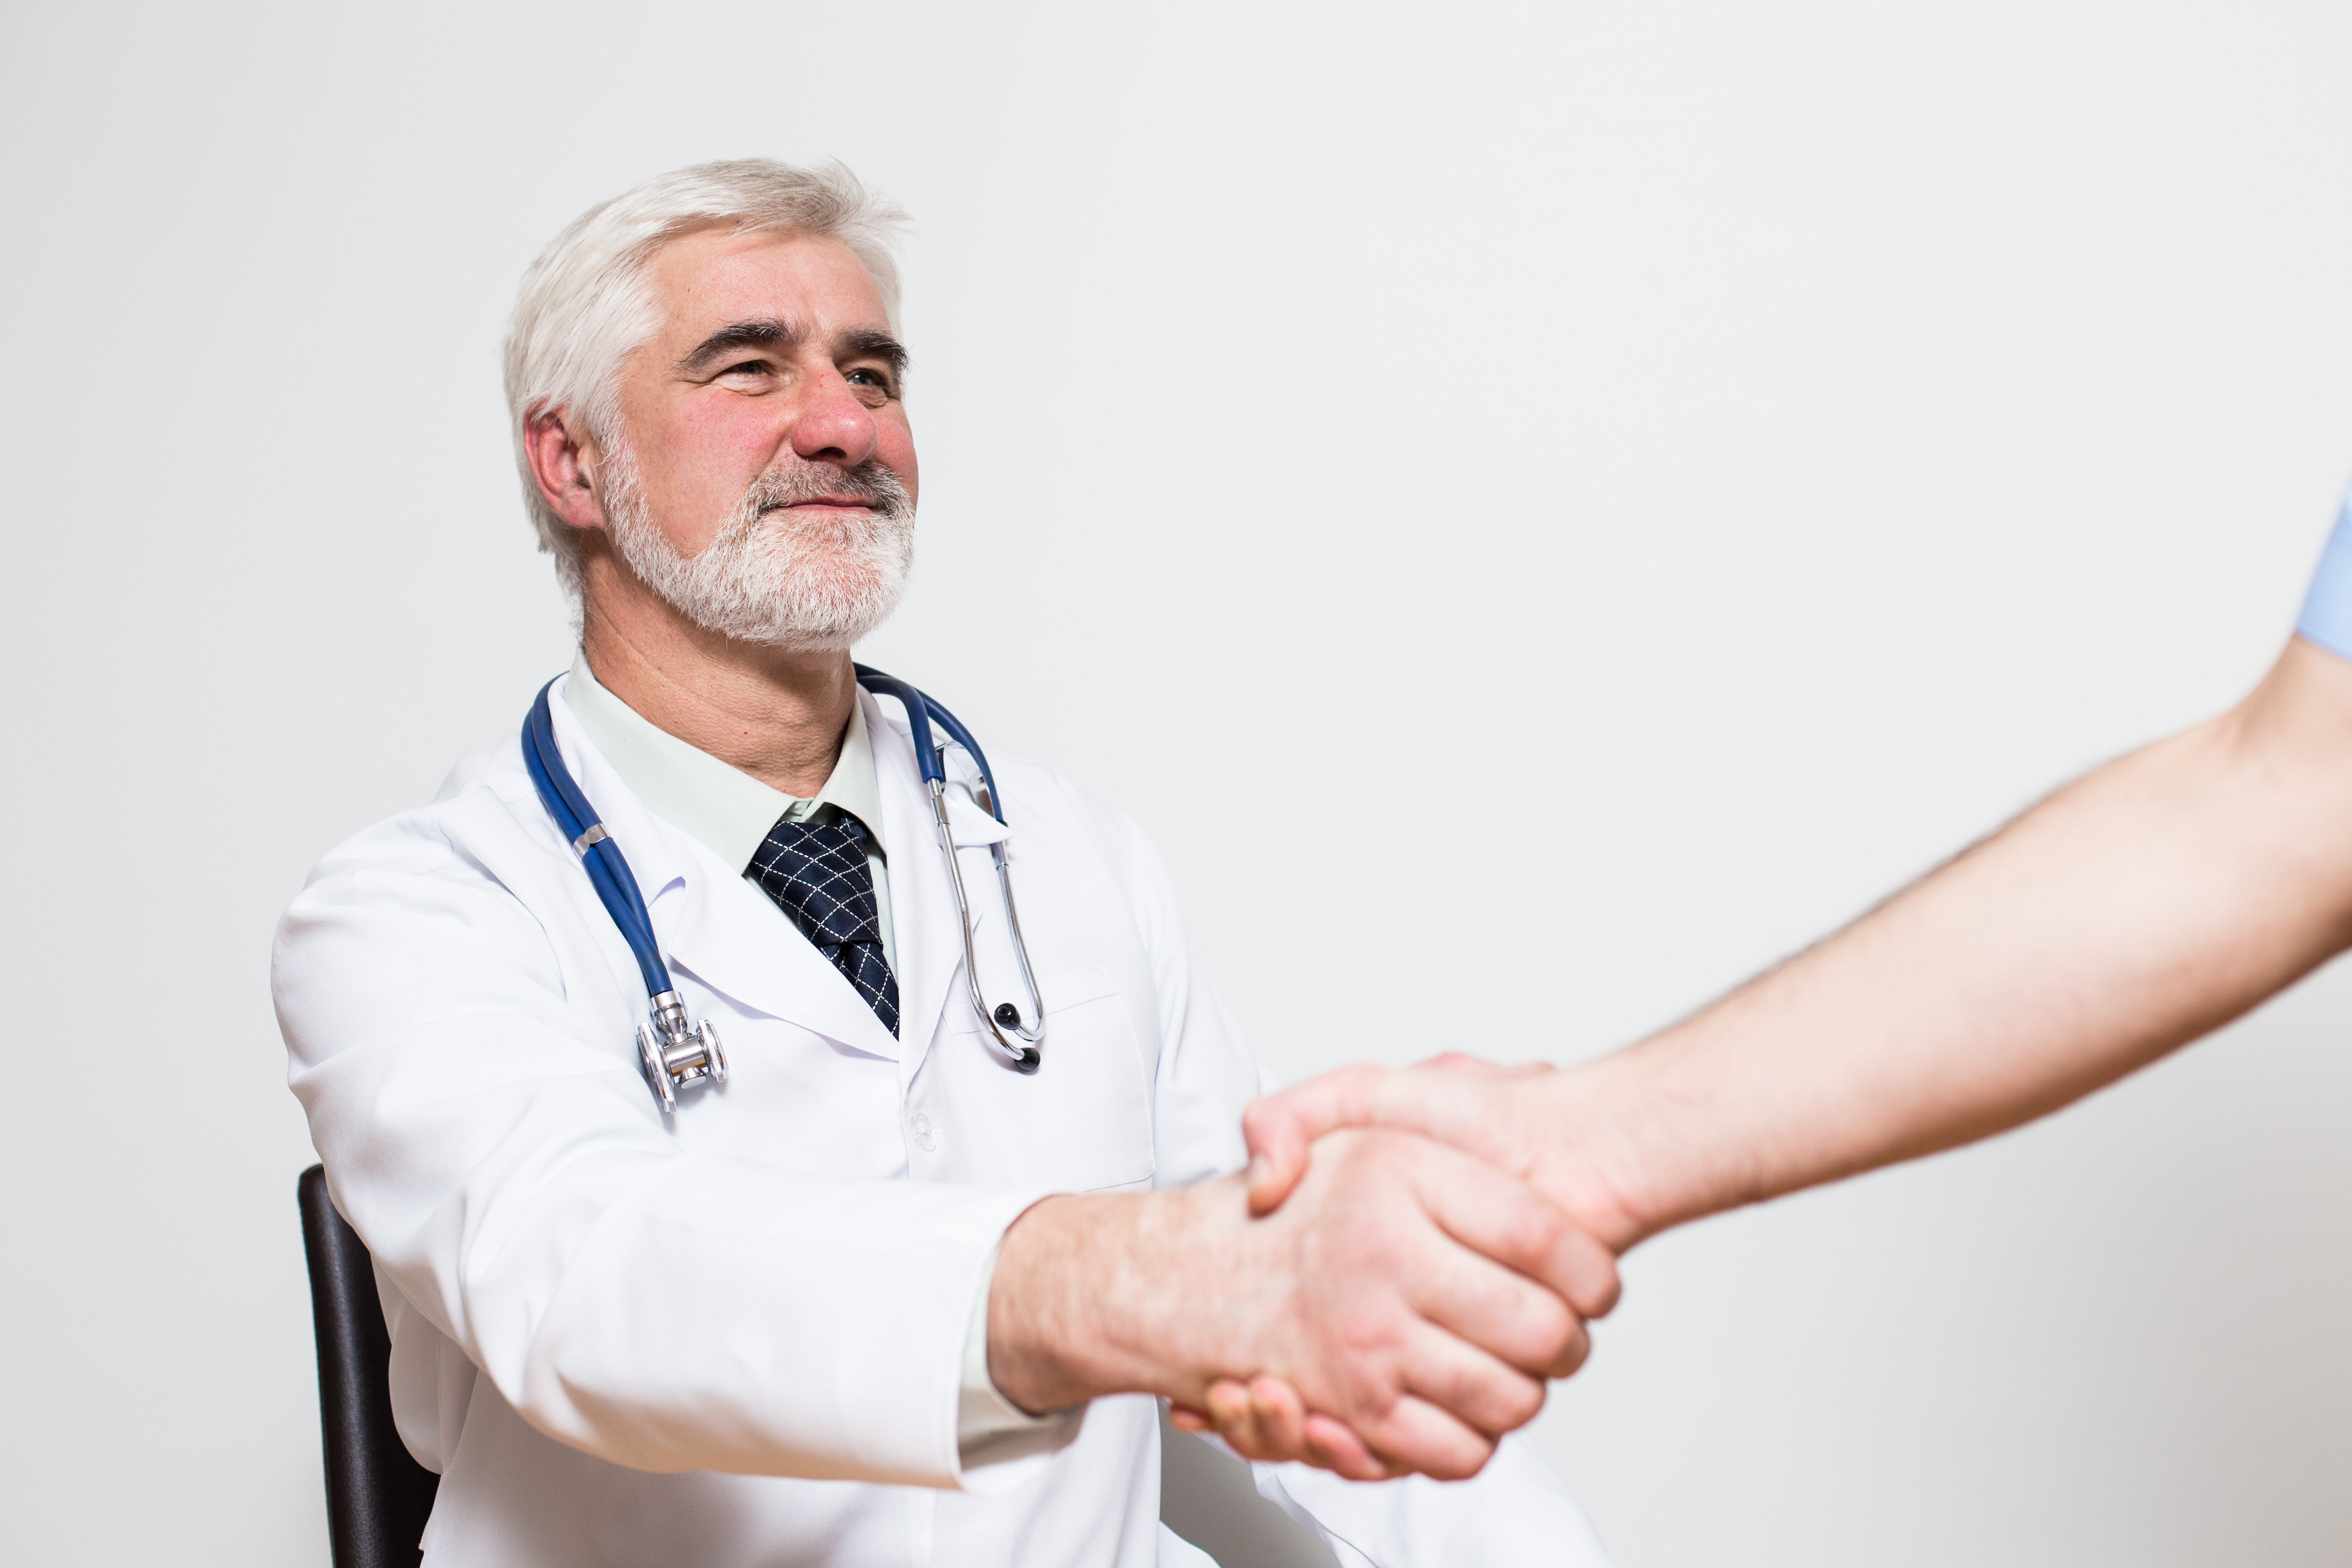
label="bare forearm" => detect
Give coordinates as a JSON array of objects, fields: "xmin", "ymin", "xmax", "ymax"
[
  {"xmin": 986, "ymin": 1185, "xmax": 1239, "ymax": 1413},
  {"xmin": 1582, "ymin": 638, "xmax": 2352, "ymax": 1241},
  {"xmin": 1220, "ymin": 639, "xmax": 2352, "ymax": 1469}
]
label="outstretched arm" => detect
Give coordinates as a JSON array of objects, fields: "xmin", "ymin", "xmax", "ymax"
[
  {"xmin": 1248, "ymin": 633, "xmax": 2352, "ymax": 1250},
  {"xmin": 1196, "ymin": 631, "xmax": 2352, "ymax": 1470}
]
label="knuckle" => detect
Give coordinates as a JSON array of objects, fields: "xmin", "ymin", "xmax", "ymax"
[
  {"xmin": 1449, "ymin": 1363, "xmax": 1545, "ymax": 1435},
  {"xmin": 1503, "ymin": 1202, "xmax": 1571, "ymax": 1265},
  {"xmin": 1550, "ymin": 1320, "xmax": 1592, "ymax": 1378},
  {"xmin": 1499, "ymin": 1372, "xmax": 1548, "ymax": 1430},
  {"xmin": 1480, "ymin": 1272, "xmax": 1577, "ymax": 1364},
  {"xmin": 1526, "ymin": 1292, "xmax": 1582, "ymax": 1366},
  {"xmin": 1419, "ymin": 1430, "xmax": 1498, "ymax": 1482},
  {"xmin": 1579, "ymin": 1253, "xmax": 1623, "ymax": 1318}
]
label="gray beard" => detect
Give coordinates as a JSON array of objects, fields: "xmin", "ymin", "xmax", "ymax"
[{"xmin": 600, "ymin": 442, "xmax": 916, "ymax": 651}]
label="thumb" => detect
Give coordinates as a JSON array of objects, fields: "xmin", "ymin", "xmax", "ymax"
[{"xmin": 1241, "ymin": 1065, "xmax": 1398, "ymax": 1215}]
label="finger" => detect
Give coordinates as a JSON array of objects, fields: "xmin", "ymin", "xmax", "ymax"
[
  {"xmin": 1204, "ymin": 1378, "xmax": 1274, "ymax": 1460},
  {"xmin": 1350, "ymin": 1392, "xmax": 1504, "ymax": 1482},
  {"xmin": 1243, "ymin": 1375, "xmax": 1308, "ymax": 1460},
  {"xmin": 1397, "ymin": 1222, "xmax": 1595, "ymax": 1381},
  {"xmin": 1206, "ymin": 1378, "xmax": 1309, "ymax": 1465},
  {"xmin": 1243, "ymin": 1066, "xmax": 1398, "ymax": 1215},
  {"xmin": 1392, "ymin": 1318, "xmax": 1553, "ymax": 1436},
  {"xmin": 1204, "ymin": 1377, "xmax": 1312, "ymax": 1464},
  {"xmin": 1168, "ymin": 1403, "xmax": 1213, "ymax": 1433},
  {"xmin": 1406, "ymin": 1137, "xmax": 1622, "ymax": 1320},
  {"xmin": 1300, "ymin": 1412, "xmax": 1394, "ymax": 1481}
]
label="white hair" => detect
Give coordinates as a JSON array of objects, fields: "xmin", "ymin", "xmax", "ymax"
[{"xmin": 501, "ymin": 158, "xmax": 910, "ymax": 592}]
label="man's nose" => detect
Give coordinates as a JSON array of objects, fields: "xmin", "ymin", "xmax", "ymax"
[{"xmin": 788, "ymin": 369, "xmax": 881, "ymax": 468}]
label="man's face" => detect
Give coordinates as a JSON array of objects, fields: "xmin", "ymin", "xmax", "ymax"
[
  {"xmin": 610, "ymin": 227, "xmax": 917, "ymax": 545},
  {"xmin": 584, "ymin": 227, "xmax": 919, "ymax": 649}
]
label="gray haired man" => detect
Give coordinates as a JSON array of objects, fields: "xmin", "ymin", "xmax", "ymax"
[{"xmin": 275, "ymin": 160, "xmax": 1618, "ymax": 1566}]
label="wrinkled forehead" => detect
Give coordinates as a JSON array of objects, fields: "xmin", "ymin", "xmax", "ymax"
[{"xmin": 637, "ymin": 227, "xmax": 893, "ymax": 352}]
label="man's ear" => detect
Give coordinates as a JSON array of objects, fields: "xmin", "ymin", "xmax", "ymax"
[{"xmin": 523, "ymin": 407, "xmax": 608, "ymax": 534}]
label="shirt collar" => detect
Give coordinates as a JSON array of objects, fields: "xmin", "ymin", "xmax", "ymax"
[{"xmin": 563, "ymin": 650, "xmax": 889, "ymax": 873}]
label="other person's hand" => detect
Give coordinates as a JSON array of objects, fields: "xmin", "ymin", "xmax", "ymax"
[
  {"xmin": 1240, "ymin": 1054, "xmax": 1646, "ymax": 1249},
  {"xmin": 987, "ymin": 1127, "xmax": 1619, "ymax": 1480},
  {"xmin": 1171, "ymin": 1057, "xmax": 1645, "ymax": 1472}
]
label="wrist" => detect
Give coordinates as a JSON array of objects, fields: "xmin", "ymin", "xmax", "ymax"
[
  {"xmin": 986, "ymin": 1185, "xmax": 1229, "ymax": 1413},
  {"xmin": 1533, "ymin": 1050, "xmax": 1687, "ymax": 1251},
  {"xmin": 1556, "ymin": 1011, "xmax": 1798, "ymax": 1249}
]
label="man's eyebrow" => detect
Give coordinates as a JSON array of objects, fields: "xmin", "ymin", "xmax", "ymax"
[
  {"xmin": 841, "ymin": 328, "xmax": 909, "ymax": 376},
  {"xmin": 674, "ymin": 318, "xmax": 799, "ymax": 374}
]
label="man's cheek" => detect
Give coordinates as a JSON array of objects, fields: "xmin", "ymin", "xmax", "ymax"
[
  {"xmin": 670, "ymin": 399, "xmax": 792, "ymax": 475},
  {"xmin": 875, "ymin": 409, "xmax": 917, "ymax": 477}
]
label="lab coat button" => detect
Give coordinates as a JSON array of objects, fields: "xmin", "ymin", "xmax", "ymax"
[{"xmin": 910, "ymin": 1112, "xmax": 937, "ymax": 1152}]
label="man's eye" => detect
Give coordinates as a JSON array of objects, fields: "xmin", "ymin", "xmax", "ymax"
[{"xmin": 720, "ymin": 360, "xmax": 771, "ymax": 379}]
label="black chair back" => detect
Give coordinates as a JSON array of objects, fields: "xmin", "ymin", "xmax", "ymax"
[{"xmin": 299, "ymin": 1164, "xmax": 441, "ymax": 1568}]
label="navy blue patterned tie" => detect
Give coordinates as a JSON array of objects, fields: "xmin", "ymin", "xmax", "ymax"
[{"xmin": 746, "ymin": 810, "xmax": 899, "ymax": 1036}]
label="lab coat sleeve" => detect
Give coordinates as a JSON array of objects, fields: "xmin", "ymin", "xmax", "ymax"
[
  {"xmin": 274, "ymin": 782, "xmax": 1047, "ymax": 1489},
  {"xmin": 1067, "ymin": 798, "xmax": 1616, "ymax": 1567}
]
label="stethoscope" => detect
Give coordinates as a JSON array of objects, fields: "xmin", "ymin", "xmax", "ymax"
[{"xmin": 521, "ymin": 665, "xmax": 1047, "ymax": 1115}]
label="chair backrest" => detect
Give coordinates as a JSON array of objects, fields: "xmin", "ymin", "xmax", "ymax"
[{"xmin": 298, "ymin": 1164, "xmax": 441, "ymax": 1568}]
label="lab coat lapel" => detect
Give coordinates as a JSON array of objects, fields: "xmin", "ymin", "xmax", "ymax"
[
  {"xmin": 549, "ymin": 680, "xmax": 903, "ymax": 1062},
  {"xmin": 867, "ymin": 690, "xmax": 968, "ymax": 1079}
]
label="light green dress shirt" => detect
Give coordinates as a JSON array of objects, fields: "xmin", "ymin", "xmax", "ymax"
[
  {"xmin": 563, "ymin": 652, "xmax": 1057, "ymax": 1462},
  {"xmin": 564, "ymin": 652, "xmax": 895, "ymax": 969}
]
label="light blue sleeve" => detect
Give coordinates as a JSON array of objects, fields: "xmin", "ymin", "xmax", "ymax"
[{"xmin": 2295, "ymin": 482, "xmax": 2352, "ymax": 663}]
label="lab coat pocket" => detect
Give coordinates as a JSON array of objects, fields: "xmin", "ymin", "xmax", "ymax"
[{"xmin": 919, "ymin": 966, "xmax": 1156, "ymax": 1193}]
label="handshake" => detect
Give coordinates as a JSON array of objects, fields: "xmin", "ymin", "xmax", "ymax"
[{"xmin": 986, "ymin": 1054, "xmax": 1634, "ymax": 1482}]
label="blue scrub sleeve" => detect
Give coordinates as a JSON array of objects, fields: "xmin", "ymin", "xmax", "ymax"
[{"xmin": 2297, "ymin": 483, "xmax": 2352, "ymax": 664}]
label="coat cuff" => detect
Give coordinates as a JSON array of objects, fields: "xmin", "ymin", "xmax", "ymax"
[{"xmin": 952, "ymin": 1222, "xmax": 1083, "ymax": 1491}]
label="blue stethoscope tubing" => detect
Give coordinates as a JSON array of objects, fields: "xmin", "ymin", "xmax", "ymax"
[
  {"xmin": 523, "ymin": 682, "xmax": 724, "ymax": 1113},
  {"xmin": 520, "ymin": 666, "xmax": 1045, "ymax": 1113},
  {"xmin": 853, "ymin": 663, "xmax": 1046, "ymax": 1074}
]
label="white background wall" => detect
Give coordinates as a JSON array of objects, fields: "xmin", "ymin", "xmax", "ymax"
[{"xmin": 5, "ymin": 2, "xmax": 2351, "ymax": 1563}]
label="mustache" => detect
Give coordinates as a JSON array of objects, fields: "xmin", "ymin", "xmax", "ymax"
[{"xmin": 746, "ymin": 460, "xmax": 912, "ymax": 520}]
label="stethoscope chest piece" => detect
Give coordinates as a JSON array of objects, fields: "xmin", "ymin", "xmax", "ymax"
[
  {"xmin": 637, "ymin": 989, "xmax": 727, "ymax": 1114},
  {"xmin": 522, "ymin": 665, "xmax": 1045, "ymax": 1113}
]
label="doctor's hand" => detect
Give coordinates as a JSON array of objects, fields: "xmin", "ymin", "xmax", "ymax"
[
  {"xmin": 1158, "ymin": 1060, "xmax": 1638, "ymax": 1473},
  {"xmin": 986, "ymin": 1127, "xmax": 1619, "ymax": 1481}
]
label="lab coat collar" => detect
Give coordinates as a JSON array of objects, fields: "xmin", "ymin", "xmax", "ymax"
[{"xmin": 546, "ymin": 674, "xmax": 903, "ymax": 1063}]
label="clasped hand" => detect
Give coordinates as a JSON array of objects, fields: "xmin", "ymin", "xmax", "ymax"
[
  {"xmin": 989, "ymin": 1075, "xmax": 1618, "ymax": 1483},
  {"xmin": 1175, "ymin": 1057, "xmax": 1627, "ymax": 1479}
]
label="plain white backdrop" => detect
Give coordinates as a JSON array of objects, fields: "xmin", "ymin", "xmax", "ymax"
[{"xmin": 5, "ymin": 2, "xmax": 2352, "ymax": 1563}]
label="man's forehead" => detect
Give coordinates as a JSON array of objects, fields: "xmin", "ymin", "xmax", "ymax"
[{"xmin": 646, "ymin": 227, "xmax": 888, "ymax": 340}]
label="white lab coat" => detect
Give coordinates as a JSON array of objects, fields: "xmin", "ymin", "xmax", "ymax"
[{"xmin": 274, "ymin": 676, "xmax": 1612, "ymax": 1567}]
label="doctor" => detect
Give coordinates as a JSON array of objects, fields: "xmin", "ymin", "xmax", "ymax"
[{"xmin": 273, "ymin": 159, "xmax": 1618, "ymax": 1567}]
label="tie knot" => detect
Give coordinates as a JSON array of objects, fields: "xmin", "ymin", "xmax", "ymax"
[{"xmin": 746, "ymin": 812, "xmax": 884, "ymax": 950}]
